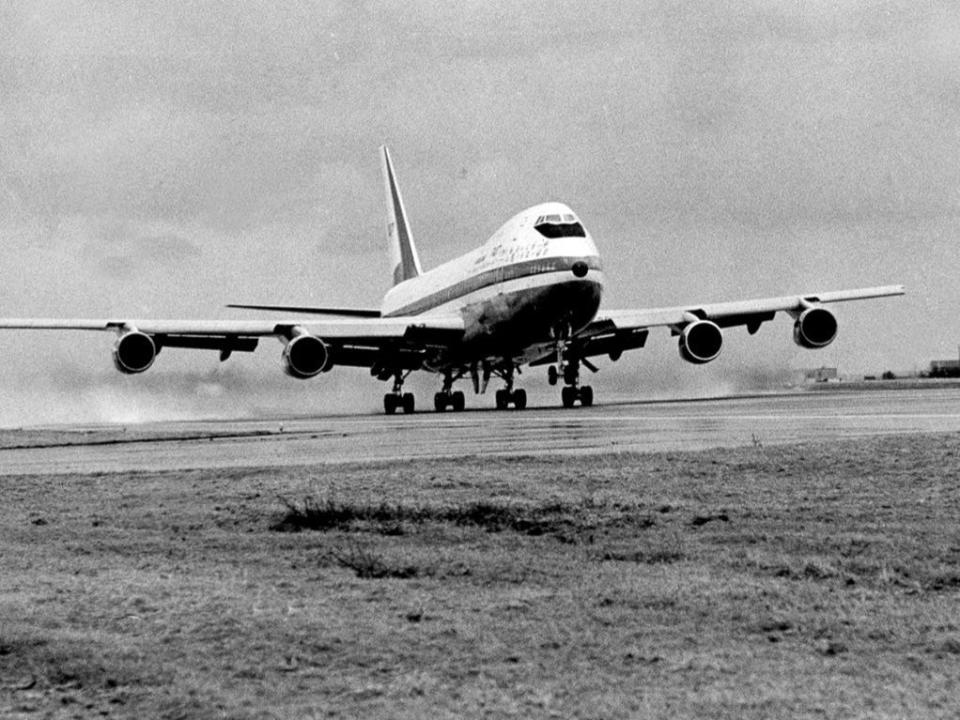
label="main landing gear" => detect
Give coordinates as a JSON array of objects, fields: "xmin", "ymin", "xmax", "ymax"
[
  {"xmin": 383, "ymin": 371, "xmax": 415, "ymax": 414},
  {"xmin": 560, "ymin": 383, "xmax": 593, "ymax": 408},
  {"xmin": 491, "ymin": 363, "xmax": 527, "ymax": 410},
  {"xmin": 434, "ymin": 369, "xmax": 466, "ymax": 412},
  {"xmin": 380, "ymin": 364, "xmax": 531, "ymax": 414}
]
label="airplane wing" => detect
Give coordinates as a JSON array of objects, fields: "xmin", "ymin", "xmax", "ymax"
[
  {"xmin": 564, "ymin": 284, "xmax": 905, "ymax": 364},
  {"xmin": 591, "ymin": 285, "xmax": 905, "ymax": 332},
  {"xmin": 0, "ymin": 315, "xmax": 465, "ymax": 375}
]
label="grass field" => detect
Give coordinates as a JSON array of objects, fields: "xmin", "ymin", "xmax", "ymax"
[{"xmin": 2, "ymin": 432, "xmax": 959, "ymax": 718}]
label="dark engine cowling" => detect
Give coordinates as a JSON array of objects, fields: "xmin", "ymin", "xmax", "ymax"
[
  {"xmin": 793, "ymin": 306, "xmax": 838, "ymax": 349},
  {"xmin": 679, "ymin": 320, "xmax": 723, "ymax": 364},
  {"xmin": 113, "ymin": 331, "xmax": 158, "ymax": 374},
  {"xmin": 282, "ymin": 334, "xmax": 333, "ymax": 379}
]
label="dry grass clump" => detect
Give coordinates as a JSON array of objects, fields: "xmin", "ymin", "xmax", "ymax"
[
  {"xmin": 325, "ymin": 540, "xmax": 429, "ymax": 579},
  {"xmin": 272, "ymin": 492, "xmax": 655, "ymax": 540}
]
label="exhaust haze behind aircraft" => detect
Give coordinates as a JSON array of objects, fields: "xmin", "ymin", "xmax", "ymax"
[{"xmin": 0, "ymin": 147, "xmax": 904, "ymax": 414}]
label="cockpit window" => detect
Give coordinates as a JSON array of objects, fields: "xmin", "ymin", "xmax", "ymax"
[{"xmin": 534, "ymin": 219, "xmax": 586, "ymax": 238}]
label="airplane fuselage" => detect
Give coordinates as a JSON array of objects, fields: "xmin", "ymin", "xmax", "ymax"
[{"xmin": 381, "ymin": 202, "xmax": 603, "ymax": 366}]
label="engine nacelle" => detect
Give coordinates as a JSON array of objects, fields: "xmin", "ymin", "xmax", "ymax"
[
  {"xmin": 282, "ymin": 334, "xmax": 332, "ymax": 379},
  {"xmin": 793, "ymin": 306, "xmax": 838, "ymax": 349},
  {"xmin": 113, "ymin": 331, "xmax": 158, "ymax": 374},
  {"xmin": 678, "ymin": 320, "xmax": 723, "ymax": 364}
]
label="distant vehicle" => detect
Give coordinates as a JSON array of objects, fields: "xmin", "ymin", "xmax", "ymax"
[
  {"xmin": 0, "ymin": 147, "xmax": 904, "ymax": 413},
  {"xmin": 805, "ymin": 367, "xmax": 839, "ymax": 383}
]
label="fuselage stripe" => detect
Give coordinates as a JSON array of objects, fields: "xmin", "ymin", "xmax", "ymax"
[{"xmin": 384, "ymin": 255, "xmax": 603, "ymax": 317}]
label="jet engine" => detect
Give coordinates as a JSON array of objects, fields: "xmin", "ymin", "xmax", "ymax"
[
  {"xmin": 113, "ymin": 331, "xmax": 158, "ymax": 374},
  {"xmin": 793, "ymin": 306, "xmax": 838, "ymax": 349},
  {"xmin": 282, "ymin": 334, "xmax": 332, "ymax": 379},
  {"xmin": 678, "ymin": 320, "xmax": 723, "ymax": 364}
]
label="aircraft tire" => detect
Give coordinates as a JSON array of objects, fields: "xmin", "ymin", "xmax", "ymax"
[
  {"xmin": 561, "ymin": 386, "xmax": 577, "ymax": 408},
  {"xmin": 402, "ymin": 393, "xmax": 415, "ymax": 414},
  {"xmin": 512, "ymin": 389, "xmax": 527, "ymax": 410},
  {"xmin": 495, "ymin": 389, "xmax": 510, "ymax": 410},
  {"xmin": 452, "ymin": 391, "xmax": 466, "ymax": 411},
  {"xmin": 384, "ymin": 394, "xmax": 397, "ymax": 414},
  {"xmin": 548, "ymin": 366, "xmax": 558, "ymax": 386},
  {"xmin": 580, "ymin": 386, "xmax": 593, "ymax": 407},
  {"xmin": 434, "ymin": 392, "xmax": 448, "ymax": 412}
]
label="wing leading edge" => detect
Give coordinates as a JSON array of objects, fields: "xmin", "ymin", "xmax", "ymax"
[{"xmin": 0, "ymin": 315, "xmax": 462, "ymax": 338}]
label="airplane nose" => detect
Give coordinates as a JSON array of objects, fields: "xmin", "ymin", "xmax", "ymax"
[{"xmin": 572, "ymin": 261, "xmax": 589, "ymax": 278}]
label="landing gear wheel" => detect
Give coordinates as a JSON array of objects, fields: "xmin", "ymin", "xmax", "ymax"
[
  {"xmin": 495, "ymin": 389, "xmax": 510, "ymax": 410},
  {"xmin": 548, "ymin": 366, "xmax": 559, "ymax": 386},
  {"xmin": 512, "ymin": 388, "xmax": 527, "ymax": 410},
  {"xmin": 580, "ymin": 385, "xmax": 593, "ymax": 407},
  {"xmin": 452, "ymin": 390, "xmax": 466, "ymax": 412},
  {"xmin": 561, "ymin": 386, "xmax": 577, "ymax": 408},
  {"xmin": 384, "ymin": 394, "xmax": 398, "ymax": 415},
  {"xmin": 402, "ymin": 392, "xmax": 415, "ymax": 414},
  {"xmin": 434, "ymin": 392, "xmax": 448, "ymax": 412}
]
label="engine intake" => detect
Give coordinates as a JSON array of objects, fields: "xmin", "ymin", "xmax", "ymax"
[
  {"xmin": 679, "ymin": 320, "xmax": 723, "ymax": 364},
  {"xmin": 282, "ymin": 334, "xmax": 332, "ymax": 379},
  {"xmin": 113, "ymin": 331, "xmax": 158, "ymax": 374},
  {"xmin": 793, "ymin": 306, "xmax": 838, "ymax": 349}
]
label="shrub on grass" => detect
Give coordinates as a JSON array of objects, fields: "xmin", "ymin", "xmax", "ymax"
[{"xmin": 325, "ymin": 541, "xmax": 430, "ymax": 580}]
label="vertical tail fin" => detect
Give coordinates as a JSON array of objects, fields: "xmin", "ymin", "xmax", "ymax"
[{"xmin": 380, "ymin": 146, "xmax": 422, "ymax": 286}]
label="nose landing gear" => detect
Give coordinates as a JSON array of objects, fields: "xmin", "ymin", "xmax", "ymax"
[{"xmin": 550, "ymin": 333, "xmax": 594, "ymax": 409}]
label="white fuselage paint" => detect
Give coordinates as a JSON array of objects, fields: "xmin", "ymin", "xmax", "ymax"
[{"xmin": 381, "ymin": 202, "xmax": 604, "ymax": 365}]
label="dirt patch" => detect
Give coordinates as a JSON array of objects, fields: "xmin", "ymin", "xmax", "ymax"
[{"xmin": 271, "ymin": 493, "xmax": 656, "ymax": 541}]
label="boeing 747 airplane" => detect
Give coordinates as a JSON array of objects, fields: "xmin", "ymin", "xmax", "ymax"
[{"xmin": 0, "ymin": 147, "xmax": 903, "ymax": 414}]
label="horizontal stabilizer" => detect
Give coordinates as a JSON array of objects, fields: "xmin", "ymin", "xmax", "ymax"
[{"xmin": 226, "ymin": 304, "xmax": 381, "ymax": 318}]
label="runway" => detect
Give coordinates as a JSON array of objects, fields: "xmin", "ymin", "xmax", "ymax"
[{"xmin": 1, "ymin": 387, "xmax": 959, "ymax": 476}]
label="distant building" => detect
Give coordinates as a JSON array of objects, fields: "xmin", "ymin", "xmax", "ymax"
[
  {"xmin": 929, "ymin": 359, "xmax": 960, "ymax": 378},
  {"xmin": 805, "ymin": 366, "xmax": 839, "ymax": 383}
]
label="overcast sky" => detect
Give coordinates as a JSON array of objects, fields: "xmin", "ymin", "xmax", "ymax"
[{"xmin": 1, "ymin": 1, "xmax": 957, "ymax": 424}]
